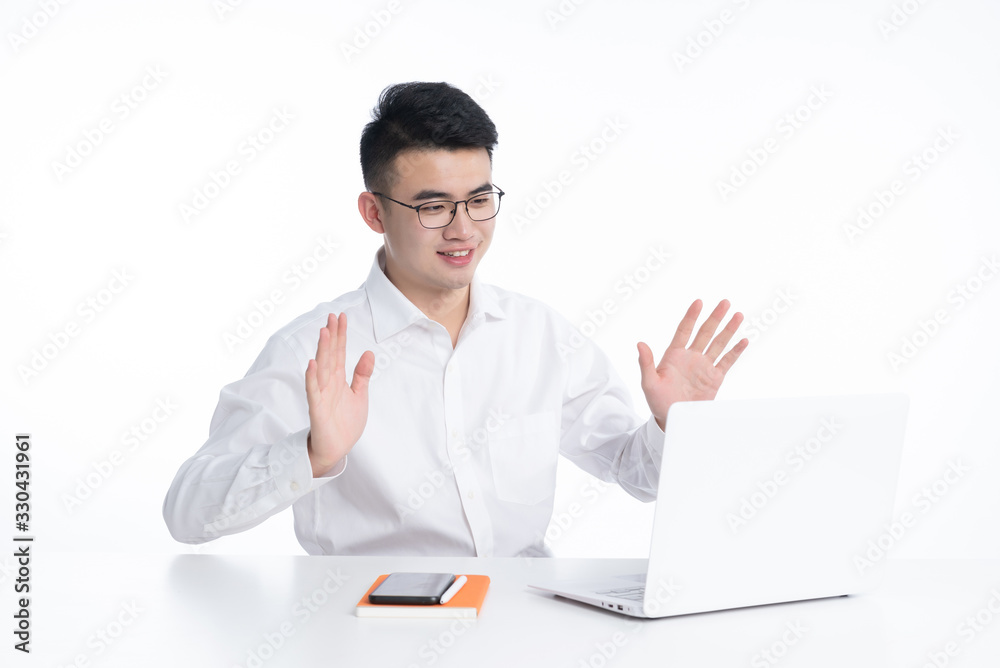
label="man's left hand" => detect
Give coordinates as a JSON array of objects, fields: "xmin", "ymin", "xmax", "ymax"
[{"xmin": 637, "ymin": 299, "xmax": 749, "ymax": 431}]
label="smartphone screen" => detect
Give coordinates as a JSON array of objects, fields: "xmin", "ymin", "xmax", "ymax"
[{"xmin": 368, "ymin": 572, "xmax": 456, "ymax": 605}]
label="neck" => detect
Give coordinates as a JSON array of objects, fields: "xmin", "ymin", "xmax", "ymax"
[
  {"xmin": 383, "ymin": 261, "xmax": 471, "ymax": 326},
  {"xmin": 420, "ymin": 286, "xmax": 471, "ymax": 324}
]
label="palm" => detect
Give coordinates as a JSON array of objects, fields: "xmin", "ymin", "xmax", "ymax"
[
  {"xmin": 309, "ymin": 364, "xmax": 369, "ymax": 458},
  {"xmin": 651, "ymin": 346, "xmax": 727, "ymax": 405},
  {"xmin": 638, "ymin": 300, "xmax": 748, "ymax": 429}
]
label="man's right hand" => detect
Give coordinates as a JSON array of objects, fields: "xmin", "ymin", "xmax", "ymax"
[{"xmin": 305, "ymin": 312, "xmax": 375, "ymax": 478}]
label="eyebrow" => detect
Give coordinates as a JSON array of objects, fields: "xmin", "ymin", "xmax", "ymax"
[{"xmin": 410, "ymin": 182, "xmax": 494, "ymax": 201}]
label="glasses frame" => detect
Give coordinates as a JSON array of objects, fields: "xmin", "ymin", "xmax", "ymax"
[{"xmin": 370, "ymin": 187, "xmax": 505, "ymax": 229}]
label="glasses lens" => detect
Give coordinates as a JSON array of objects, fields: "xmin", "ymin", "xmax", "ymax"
[
  {"xmin": 417, "ymin": 201, "xmax": 456, "ymax": 228},
  {"xmin": 466, "ymin": 192, "xmax": 501, "ymax": 221},
  {"xmin": 415, "ymin": 192, "xmax": 502, "ymax": 228}
]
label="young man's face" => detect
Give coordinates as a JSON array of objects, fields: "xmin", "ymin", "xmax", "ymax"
[{"xmin": 376, "ymin": 147, "xmax": 496, "ymax": 299}]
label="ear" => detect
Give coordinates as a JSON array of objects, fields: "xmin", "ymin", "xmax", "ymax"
[{"xmin": 358, "ymin": 191, "xmax": 385, "ymax": 234}]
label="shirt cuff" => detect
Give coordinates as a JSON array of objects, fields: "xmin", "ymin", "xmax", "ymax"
[
  {"xmin": 643, "ymin": 415, "xmax": 666, "ymax": 481},
  {"xmin": 311, "ymin": 455, "xmax": 347, "ymax": 489},
  {"xmin": 645, "ymin": 413, "xmax": 666, "ymax": 443},
  {"xmin": 268, "ymin": 428, "xmax": 341, "ymax": 502}
]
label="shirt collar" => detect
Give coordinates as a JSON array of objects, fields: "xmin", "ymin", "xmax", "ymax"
[{"xmin": 366, "ymin": 246, "xmax": 506, "ymax": 343}]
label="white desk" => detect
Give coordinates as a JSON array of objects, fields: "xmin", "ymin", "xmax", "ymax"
[{"xmin": 17, "ymin": 553, "xmax": 1000, "ymax": 667}]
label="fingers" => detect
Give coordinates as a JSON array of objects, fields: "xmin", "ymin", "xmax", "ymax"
[
  {"xmin": 315, "ymin": 313, "xmax": 336, "ymax": 390},
  {"xmin": 689, "ymin": 299, "xmax": 731, "ymax": 353},
  {"xmin": 704, "ymin": 311, "xmax": 744, "ymax": 362},
  {"xmin": 335, "ymin": 311, "xmax": 347, "ymax": 379},
  {"xmin": 351, "ymin": 350, "xmax": 375, "ymax": 395},
  {"xmin": 637, "ymin": 341, "xmax": 654, "ymax": 370},
  {"xmin": 715, "ymin": 337, "xmax": 749, "ymax": 374},
  {"xmin": 315, "ymin": 325, "xmax": 330, "ymax": 390},
  {"xmin": 305, "ymin": 359, "xmax": 319, "ymax": 405},
  {"xmin": 637, "ymin": 341, "xmax": 656, "ymax": 388},
  {"xmin": 666, "ymin": 299, "xmax": 749, "ymax": 370},
  {"xmin": 313, "ymin": 312, "xmax": 372, "ymax": 397},
  {"xmin": 667, "ymin": 300, "xmax": 703, "ymax": 349}
]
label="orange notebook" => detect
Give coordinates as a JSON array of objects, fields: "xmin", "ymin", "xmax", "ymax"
[{"xmin": 355, "ymin": 574, "xmax": 490, "ymax": 618}]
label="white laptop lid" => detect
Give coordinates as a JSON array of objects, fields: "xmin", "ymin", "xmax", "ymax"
[{"xmin": 641, "ymin": 393, "xmax": 909, "ymax": 617}]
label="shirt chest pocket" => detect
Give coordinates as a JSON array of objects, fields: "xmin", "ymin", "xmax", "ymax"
[{"xmin": 487, "ymin": 411, "xmax": 560, "ymax": 506}]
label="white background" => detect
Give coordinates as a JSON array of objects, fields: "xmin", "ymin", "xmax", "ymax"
[{"xmin": 1, "ymin": 0, "xmax": 997, "ymax": 561}]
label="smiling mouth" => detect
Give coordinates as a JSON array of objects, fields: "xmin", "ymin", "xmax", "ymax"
[{"xmin": 438, "ymin": 250, "xmax": 471, "ymax": 257}]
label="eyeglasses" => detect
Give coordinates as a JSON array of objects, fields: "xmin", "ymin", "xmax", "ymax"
[{"xmin": 371, "ymin": 188, "xmax": 505, "ymax": 229}]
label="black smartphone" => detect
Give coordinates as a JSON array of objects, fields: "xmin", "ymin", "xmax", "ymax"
[{"xmin": 368, "ymin": 572, "xmax": 456, "ymax": 605}]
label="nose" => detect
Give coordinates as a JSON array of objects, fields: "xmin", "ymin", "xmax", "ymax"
[{"xmin": 445, "ymin": 203, "xmax": 474, "ymax": 238}]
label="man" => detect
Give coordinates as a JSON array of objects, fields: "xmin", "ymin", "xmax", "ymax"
[{"xmin": 162, "ymin": 82, "xmax": 747, "ymax": 557}]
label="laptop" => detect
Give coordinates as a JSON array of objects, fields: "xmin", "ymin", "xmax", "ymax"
[{"xmin": 528, "ymin": 393, "xmax": 910, "ymax": 618}]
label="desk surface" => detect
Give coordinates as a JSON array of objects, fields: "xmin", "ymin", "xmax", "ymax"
[{"xmin": 15, "ymin": 552, "xmax": 1000, "ymax": 667}]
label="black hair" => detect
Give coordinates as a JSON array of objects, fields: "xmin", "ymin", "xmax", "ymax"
[{"xmin": 360, "ymin": 82, "xmax": 499, "ymax": 193}]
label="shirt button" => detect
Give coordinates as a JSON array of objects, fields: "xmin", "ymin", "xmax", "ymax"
[
  {"xmin": 451, "ymin": 429, "xmax": 459, "ymax": 439},
  {"xmin": 467, "ymin": 491, "xmax": 475, "ymax": 500},
  {"xmin": 290, "ymin": 482, "xmax": 300, "ymax": 492}
]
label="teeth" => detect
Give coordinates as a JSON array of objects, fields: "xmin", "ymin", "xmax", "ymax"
[{"xmin": 442, "ymin": 250, "xmax": 470, "ymax": 257}]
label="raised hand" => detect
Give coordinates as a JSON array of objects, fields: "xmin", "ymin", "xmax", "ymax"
[
  {"xmin": 637, "ymin": 299, "xmax": 748, "ymax": 430},
  {"xmin": 304, "ymin": 313, "xmax": 375, "ymax": 477}
]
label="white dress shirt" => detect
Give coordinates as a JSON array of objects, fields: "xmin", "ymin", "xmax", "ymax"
[{"xmin": 163, "ymin": 246, "xmax": 665, "ymax": 557}]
